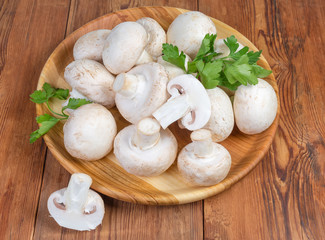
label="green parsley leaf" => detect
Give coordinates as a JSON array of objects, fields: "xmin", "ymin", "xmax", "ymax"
[
  {"xmin": 199, "ymin": 61, "xmax": 223, "ymax": 89},
  {"xmin": 230, "ymin": 46, "xmax": 249, "ymax": 60},
  {"xmin": 30, "ymin": 83, "xmax": 69, "ymax": 103},
  {"xmin": 29, "ymin": 114, "xmax": 60, "ymax": 143},
  {"xmin": 162, "ymin": 44, "xmax": 186, "ymax": 71},
  {"xmin": 53, "ymin": 88, "xmax": 69, "ymax": 100},
  {"xmin": 187, "ymin": 61, "xmax": 198, "ymax": 74},
  {"xmin": 62, "ymin": 98, "xmax": 92, "ymax": 112},
  {"xmin": 42, "ymin": 82, "xmax": 56, "ymax": 99},
  {"xmin": 30, "ymin": 90, "xmax": 47, "ymax": 103},
  {"xmin": 251, "ymin": 64, "xmax": 273, "ymax": 78},
  {"xmin": 224, "ymin": 35, "xmax": 239, "ymax": 54},
  {"xmin": 161, "ymin": 33, "xmax": 272, "ymax": 91},
  {"xmin": 194, "ymin": 34, "xmax": 217, "ymax": 61},
  {"xmin": 247, "ymin": 50, "xmax": 262, "ymax": 64},
  {"xmin": 224, "ymin": 55, "xmax": 258, "ymax": 85}
]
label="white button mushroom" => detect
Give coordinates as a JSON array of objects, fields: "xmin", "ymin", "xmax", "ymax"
[
  {"xmin": 136, "ymin": 17, "xmax": 166, "ymax": 60},
  {"xmin": 73, "ymin": 29, "xmax": 111, "ymax": 62},
  {"xmin": 113, "ymin": 62, "xmax": 168, "ymax": 124},
  {"xmin": 177, "ymin": 129, "xmax": 232, "ymax": 186},
  {"xmin": 234, "ymin": 78, "xmax": 278, "ymax": 134},
  {"xmin": 157, "ymin": 53, "xmax": 192, "ymax": 81},
  {"xmin": 63, "ymin": 103, "xmax": 117, "ymax": 161},
  {"xmin": 102, "ymin": 21, "xmax": 153, "ymax": 75},
  {"xmin": 153, "ymin": 74, "xmax": 211, "ymax": 131},
  {"xmin": 204, "ymin": 87, "xmax": 234, "ymax": 142},
  {"xmin": 114, "ymin": 118, "xmax": 178, "ymax": 177},
  {"xmin": 167, "ymin": 11, "xmax": 217, "ymax": 59},
  {"xmin": 64, "ymin": 59, "xmax": 115, "ymax": 109},
  {"xmin": 47, "ymin": 173, "xmax": 105, "ymax": 231}
]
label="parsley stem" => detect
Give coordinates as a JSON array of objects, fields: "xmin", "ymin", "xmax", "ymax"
[{"xmin": 46, "ymin": 101, "xmax": 68, "ymax": 118}]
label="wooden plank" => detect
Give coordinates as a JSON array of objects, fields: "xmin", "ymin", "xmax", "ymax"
[
  {"xmin": 0, "ymin": 0, "xmax": 71, "ymax": 239},
  {"xmin": 34, "ymin": 1, "xmax": 203, "ymax": 239},
  {"xmin": 200, "ymin": 0, "xmax": 325, "ymax": 239},
  {"xmin": 34, "ymin": 153, "xmax": 203, "ymax": 239}
]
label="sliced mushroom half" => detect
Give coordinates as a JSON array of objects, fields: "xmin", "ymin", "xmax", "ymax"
[
  {"xmin": 47, "ymin": 173, "xmax": 105, "ymax": 231},
  {"xmin": 153, "ymin": 74, "xmax": 211, "ymax": 131}
]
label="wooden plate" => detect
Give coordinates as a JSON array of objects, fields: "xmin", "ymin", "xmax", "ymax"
[{"xmin": 36, "ymin": 6, "xmax": 279, "ymax": 205}]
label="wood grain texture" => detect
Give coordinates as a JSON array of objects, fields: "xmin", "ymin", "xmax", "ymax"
[
  {"xmin": 34, "ymin": 1, "xmax": 203, "ymax": 240},
  {"xmin": 0, "ymin": 0, "xmax": 70, "ymax": 239},
  {"xmin": 34, "ymin": 6, "xmax": 279, "ymax": 205},
  {"xmin": 200, "ymin": 0, "xmax": 325, "ymax": 239},
  {"xmin": 0, "ymin": 0, "xmax": 323, "ymax": 239}
]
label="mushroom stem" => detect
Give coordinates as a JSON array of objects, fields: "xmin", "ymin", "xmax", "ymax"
[
  {"xmin": 190, "ymin": 129, "xmax": 214, "ymax": 157},
  {"xmin": 113, "ymin": 73, "xmax": 145, "ymax": 98},
  {"xmin": 132, "ymin": 118, "xmax": 161, "ymax": 150},
  {"xmin": 64, "ymin": 173, "xmax": 92, "ymax": 213},
  {"xmin": 153, "ymin": 95, "xmax": 190, "ymax": 129}
]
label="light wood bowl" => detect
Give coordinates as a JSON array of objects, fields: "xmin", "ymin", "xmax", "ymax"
[{"xmin": 36, "ymin": 6, "xmax": 279, "ymax": 205}]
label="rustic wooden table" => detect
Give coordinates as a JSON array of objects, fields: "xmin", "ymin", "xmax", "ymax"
[{"xmin": 1, "ymin": 0, "xmax": 324, "ymax": 239}]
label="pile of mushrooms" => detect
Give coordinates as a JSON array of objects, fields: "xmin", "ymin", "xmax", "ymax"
[{"xmin": 47, "ymin": 11, "xmax": 278, "ymax": 231}]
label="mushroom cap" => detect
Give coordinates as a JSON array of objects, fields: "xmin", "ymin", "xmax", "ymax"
[
  {"xmin": 136, "ymin": 17, "xmax": 166, "ymax": 59},
  {"xmin": 167, "ymin": 11, "xmax": 217, "ymax": 59},
  {"xmin": 204, "ymin": 87, "xmax": 234, "ymax": 142},
  {"xmin": 102, "ymin": 21, "xmax": 147, "ymax": 74},
  {"xmin": 73, "ymin": 29, "xmax": 111, "ymax": 62},
  {"xmin": 64, "ymin": 59, "xmax": 115, "ymax": 108},
  {"xmin": 167, "ymin": 74, "xmax": 211, "ymax": 131},
  {"xmin": 47, "ymin": 188, "xmax": 104, "ymax": 231},
  {"xmin": 113, "ymin": 125, "xmax": 178, "ymax": 177},
  {"xmin": 63, "ymin": 103, "xmax": 117, "ymax": 161},
  {"xmin": 178, "ymin": 141, "xmax": 231, "ymax": 186},
  {"xmin": 115, "ymin": 62, "xmax": 168, "ymax": 124},
  {"xmin": 234, "ymin": 78, "xmax": 278, "ymax": 134},
  {"xmin": 157, "ymin": 53, "xmax": 191, "ymax": 81}
]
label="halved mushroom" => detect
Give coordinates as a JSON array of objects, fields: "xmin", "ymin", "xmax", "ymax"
[
  {"xmin": 113, "ymin": 62, "xmax": 168, "ymax": 124},
  {"xmin": 136, "ymin": 17, "xmax": 166, "ymax": 60},
  {"xmin": 204, "ymin": 87, "xmax": 234, "ymax": 142},
  {"xmin": 114, "ymin": 118, "xmax": 178, "ymax": 177},
  {"xmin": 102, "ymin": 21, "xmax": 153, "ymax": 75},
  {"xmin": 153, "ymin": 74, "xmax": 211, "ymax": 131},
  {"xmin": 64, "ymin": 59, "xmax": 115, "ymax": 108},
  {"xmin": 167, "ymin": 11, "xmax": 217, "ymax": 59},
  {"xmin": 47, "ymin": 173, "xmax": 105, "ymax": 231},
  {"xmin": 64, "ymin": 103, "xmax": 117, "ymax": 161},
  {"xmin": 177, "ymin": 129, "xmax": 232, "ymax": 186},
  {"xmin": 73, "ymin": 29, "xmax": 111, "ymax": 62}
]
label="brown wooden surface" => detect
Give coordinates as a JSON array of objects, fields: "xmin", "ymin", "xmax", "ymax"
[
  {"xmin": 35, "ymin": 6, "xmax": 279, "ymax": 205},
  {"xmin": 0, "ymin": 0, "xmax": 324, "ymax": 239}
]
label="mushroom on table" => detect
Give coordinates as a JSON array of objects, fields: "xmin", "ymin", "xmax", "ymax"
[
  {"xmin": 63, "ymin": 103, "xmax": 117, "ymax": 161},
  {"xmin": 114, "ymin": 118, "xmax": 178, "ymax": 177},
  {"xmin": 64, "ymin": 59, "xmax": 115, "ymax": 109},
  {"xmin": 73, "ymin": 29, "xmax": 111, "ymax": 62},
  {"xmin": 114, "ymin": 62, "xmax": 169, "ymax": 124},
  {"xmin": 234, "ymin": 78, "xmax": 278, "ymax": 134},
  {"xmin": 102, "ymin": 21, "xmax": 153, "ymax": 75},
  {"xmin": 136, "ymin": 17, "xmax": 166, "ymax": 60},
  {"xmin": 47, "ymin": 173, "xmax": 105, "ymax": 231},
  {"xmin": 153, "ymin": 74, "xmax": 211, "ymax": 131},
  {"xmin": 167, "ymin": 11, "xmax": 217, "ymax": 59},
  {"xmin": 178, "ymin": 129, "xmax": 232, "ymax": 186}
]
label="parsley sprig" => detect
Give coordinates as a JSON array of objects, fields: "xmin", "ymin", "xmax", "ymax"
[
  {"xmin": 162, "ymin": 34, "xmax": 272, "ymax": 90},
  {"xmin": 29, "ymin": 83, "xmax": 91, "ymax": 143}
]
